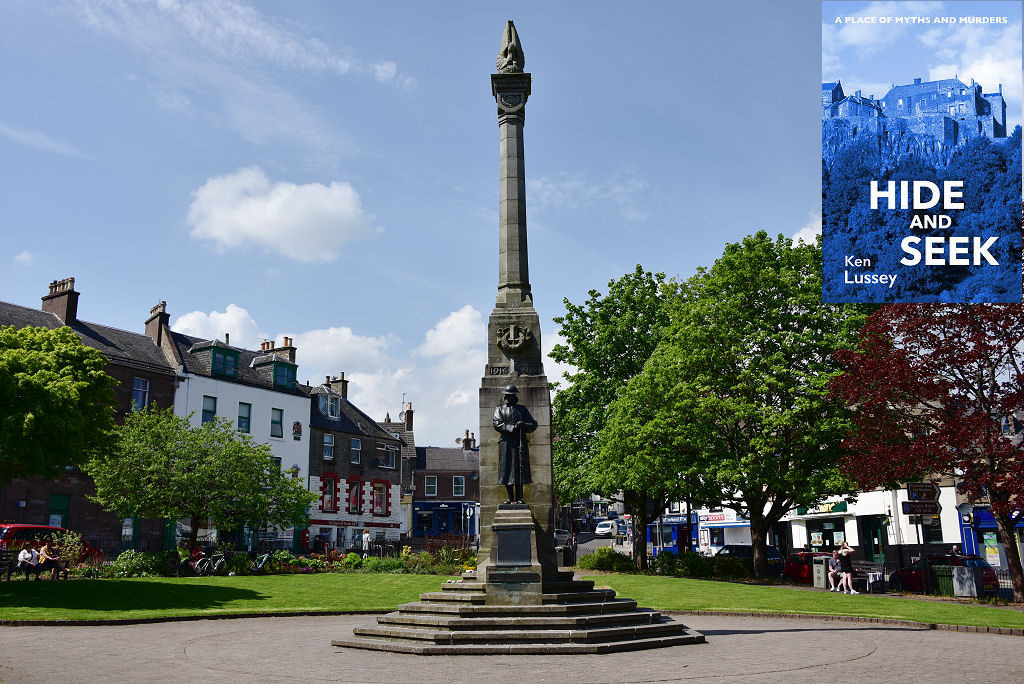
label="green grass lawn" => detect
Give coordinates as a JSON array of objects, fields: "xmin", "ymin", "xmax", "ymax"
[
  {"xmin": 586, "ymin": 574, "xmax": 1024, "ymax": 630},
  {"xmin": 0, "ymin": 574, "xmax": 446, "ymax": 622},
  {"xmin": 1, "ymin": 573, "xmax": 1021, "ymax": 629}
]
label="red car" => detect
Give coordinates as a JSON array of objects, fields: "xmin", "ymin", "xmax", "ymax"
[
  {"xmin": 0, "ymin": 524, "xmax": 103, "ymax": 564},
  {"xmin": 888, "ymin": 554, "xmax": 999, "ymax": 596},
  {"xmin": 782, "ymin": 551, "xmax": 831, "ymax": 584}
]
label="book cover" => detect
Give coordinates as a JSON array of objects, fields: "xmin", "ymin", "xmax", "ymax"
[{"xmin": 822, "ymin": 1, "xmax": 1022, "ymax": 303}]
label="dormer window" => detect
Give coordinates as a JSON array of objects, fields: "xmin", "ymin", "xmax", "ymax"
[
  {"xmin": 212, "ymin": 348, "xmax": 239, "ymax": 377},
  {"xmin": 318, "ymin": 393, "xmax": 341, "ymax": 417},
  {"xmin": 274, "ymin": 363, "xmax": 296, "ymax": 388}
]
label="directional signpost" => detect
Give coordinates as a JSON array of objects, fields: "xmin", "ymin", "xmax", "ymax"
[
  {"xmin": 906, "ymin": 482, "xmax": 940, "ymax": 502},
  {"xmin": 904, "ymin": 482, "xmax": 941, "ymax": 594},
  {"xmin": 902, "ymin": 501, "xmax": 942, "ymax": 515}
]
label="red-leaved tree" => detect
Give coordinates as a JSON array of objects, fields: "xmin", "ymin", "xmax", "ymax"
[{"xmin": 832, "ymin": 304, "xmax": 1024, "ymax": 601}]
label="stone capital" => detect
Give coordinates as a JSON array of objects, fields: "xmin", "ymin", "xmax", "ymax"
[{"xmin": 491, "ymin": 73, "xmax": 531, "ymax": 118}]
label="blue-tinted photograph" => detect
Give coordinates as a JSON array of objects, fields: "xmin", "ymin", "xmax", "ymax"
[{"xmin": 822, "ymin": 1, "xmax": 1022, "ymax": 302}]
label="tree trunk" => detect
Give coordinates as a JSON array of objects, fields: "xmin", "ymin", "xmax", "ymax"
[
  {"xmin": 993, "ymin": 512, "xmax": 1024, "ymax": 602},
  {"xmin": 633, "ymin": 510, "xmax": 649, "ymax": 572},
  {"xmin": 749, "ymin": 514, "xmax": 770, "ymax": 580},
  {"xmin": 626, "ymin": 491, "xmax": 649, "ymax": 572},
  {"xmin": 188, "ymin": 517, "xmax": 201, "ymax": 550}
]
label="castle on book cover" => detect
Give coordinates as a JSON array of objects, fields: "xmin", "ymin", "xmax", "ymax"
[{"xmin": 821, "ymin": 1, "xmax": 1022, "ymax": 303}]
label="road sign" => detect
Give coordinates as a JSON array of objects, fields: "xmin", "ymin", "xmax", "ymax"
[
  {"xmin": 906, "ymin": 482, "xmax": 940, "ymax": 501},
  {"xmin": 902, "ymin": 501, "xmax": 942, "ymax": 515}
]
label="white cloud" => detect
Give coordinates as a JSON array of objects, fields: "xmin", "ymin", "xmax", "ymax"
[
  {"xmin": 527, "ymin": 170, "xmax": 649, "ymax": 222},
  {"xmin": 167, "ymin": 302, "xmax": 492, "ymax": 447},
  {"xmin": 791, "ymin": 213, "xmax": 822, "ymax": 245},
  {"xmin": 171, "ymin": 303, "xmax": 266, "ymax": 348},
  {"xmin": 416, "ymin": 305, "xmax": 485, "ymax": 357},
  {"xmin": 290, "ymin": 326, "xmax": 397, "ymax": 378},
  {"xmin": 13, "ymin": 251, "xmax": 34, "ymax": 266},
  {"xmin": 822, "ymin": 1, "xmax": 943, "ymax": 78},
  {"xmin": 187, "ymin": 166, "xmax": 375, "ymax": 262},
  {"xmin": 0, "ymin": 122, "xmax": 90, "ymax": 159},
  {"xmin": 541, "ymin": 330, "xmax": 574, "ymax": 391}
]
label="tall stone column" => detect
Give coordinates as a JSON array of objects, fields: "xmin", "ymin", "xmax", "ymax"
[{"xmin": 478, "ymin": 21, "xmax": 557, "ymax": 579}]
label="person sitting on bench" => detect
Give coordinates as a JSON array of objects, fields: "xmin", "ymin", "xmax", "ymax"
[{"xmin": 13, "ymin": 541, "xmax": 41, "ymax": 581}]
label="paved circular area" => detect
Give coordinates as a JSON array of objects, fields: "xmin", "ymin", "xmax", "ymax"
[{"xmin": 1, "ymin": 613, "xmax": 1022, "ymax": 683}]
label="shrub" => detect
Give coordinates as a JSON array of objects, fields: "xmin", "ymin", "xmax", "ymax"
[
  {"xmin": 676, "ymin": 551, "xmax": 713, "ymax": 578},
  {"xmin": 711, "ymin": 555, "xmax": 750, "ymax": 579},
  {"xmin": 577, "ymin": 546, "xmax": 636, "ymax": 573},
  {"xmin": 51, "ymin": 529, "xmax": 88, "ymax": 567},
  {"xmin": 344, "ymin": 552, "xmax": 363, "ymax": 570},
  {"xmin": 111, "ymin": 550, "xmax": 168, "ymax": 577},
  {"xmin": 649, "ymin": 550, "xmax": 678, "ymax": 576}
]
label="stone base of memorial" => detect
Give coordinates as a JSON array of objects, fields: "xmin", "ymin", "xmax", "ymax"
[{"xmin": 332, "ymin": 504, "xmax": 704, "ymax": 655}]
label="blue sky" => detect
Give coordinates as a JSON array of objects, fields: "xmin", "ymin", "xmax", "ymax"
[
  {"xmin": 2, "ymin": 1, "xmax": 1014, "ymax": 447},
  {"xmin": 824, "ymin": 1, "xmax": 1022, "ymax": 130}
]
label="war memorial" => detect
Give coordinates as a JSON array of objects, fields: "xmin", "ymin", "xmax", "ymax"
[{"xmin": 332, "ymin": 21, "xmax": 704, "ymax": 655}]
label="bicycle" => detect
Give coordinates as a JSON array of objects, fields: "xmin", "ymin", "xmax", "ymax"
[
  {"xmin": 194, "ymin": 551, "xmax": 226, "ymax": 576},
  {"xmin": 247, "ymin": 552, "xmax": 273, "ymax": 575}
]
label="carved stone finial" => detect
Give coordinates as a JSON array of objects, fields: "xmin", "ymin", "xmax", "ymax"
[{"xmin": 496, "ymin": 20, "xmax": 524, "ymax": 73}]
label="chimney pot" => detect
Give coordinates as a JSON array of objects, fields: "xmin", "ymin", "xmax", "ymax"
[
  {"xmin": 145, "ymin": 299, "xmax": 171, "ymax": 346},
  {"xmin": 41, "ymin": 276, "xmax": 80, "ymax": 324},
  {"xmin": 225, "ymin": 333, "xmax": 230, "ymax": 345}
]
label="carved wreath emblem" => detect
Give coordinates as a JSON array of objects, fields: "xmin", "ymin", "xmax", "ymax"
[{"xmin": 496, "ymin": 324, "xmax": 533, "ymax": 353}]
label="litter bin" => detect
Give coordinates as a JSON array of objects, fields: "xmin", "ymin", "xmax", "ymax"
[
  {"xmin": 813, "ymin": 555, "xmax": 829, "ymax": 589},
  {"xmin": 952, "ymin": 566, "xmax": 983, "ymax": 597}
]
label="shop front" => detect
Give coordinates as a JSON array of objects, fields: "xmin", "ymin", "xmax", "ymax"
[
  {"xmin": 964, "ymin": 506, "xmax": 1024, "ymax": 569},
  {"xmin": 412, "ymin": 501, "xmax": 478, "ymax": 539},
  {"xmin": 696, "ymin": 510, "xmax": 750, "ymax": 552}
]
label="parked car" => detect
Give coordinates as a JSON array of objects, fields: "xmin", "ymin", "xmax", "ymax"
[
  {"xmin": 782, "ymin": 551, "xmax": 832, "ymax": 584},
  {"xmin": 0, "ymin": 524, "xmax": 103, "ymax": 564},
  {"xmin": 553, "ymin": 529, "xmax": 571, "ymax": 546},
  {"xmin": 888, "ymin": 554, "xmax": 999, "ymax": 596},
  {"xmin": 594, "ymin": 520, "xmax": 617, "ymax": 538},
  {"xmin": 714, "ymin": 544, "xmax": 785, "ymax": 577}
]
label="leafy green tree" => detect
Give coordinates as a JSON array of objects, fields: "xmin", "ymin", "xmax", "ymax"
[
  {"xmin": 596, "ymin": 365, "xmax": 697, "ymax": 570},
  {"xmin": 549, "ymin": 265, "xmax": 671, "ymax": 503},
  {"xmin": 0, "ymin": 325, "xmax": 116, "ymax": 482},
  {"xmin": 610, "ymin": 233, "xmax": 865, "ymax": 578},
  {"xmin": 87, "ymin": 408, "xmax": 316, "ymax": 547}
]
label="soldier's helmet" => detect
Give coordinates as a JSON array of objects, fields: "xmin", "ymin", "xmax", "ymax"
[{"xmin": 502, "ymin": 384, "xmax": 520, "ymax": 395}]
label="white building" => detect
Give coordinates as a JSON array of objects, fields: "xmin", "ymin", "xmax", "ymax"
[{"xmin": 150, "ymin": 317, "xmax": 311, "ymax": 545}]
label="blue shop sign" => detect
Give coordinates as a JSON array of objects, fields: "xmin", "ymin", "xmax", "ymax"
[{"xmin": 972, "ymin": 507, "xmax": 1024, "ymax": 529}]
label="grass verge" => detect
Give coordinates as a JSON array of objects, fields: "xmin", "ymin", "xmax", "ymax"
[
  {"xmin": 585, "ymin": 574, "xmax": 1024, "ymax": 630},
  {"xmin": 0, "ymin": 574, "xmax": 446, "ymax": 622},
  {"xmin": 1, "ymin": 573, "xmax": 1021, "ymax": 630}
]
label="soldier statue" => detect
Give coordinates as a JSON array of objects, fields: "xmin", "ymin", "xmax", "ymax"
[{"xmin": 492, "ymin": 384, "xmax": 537, "ymax": 504}]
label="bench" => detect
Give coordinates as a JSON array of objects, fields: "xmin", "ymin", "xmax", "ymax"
[{"xmin": 851, "ymin": 561, "xmax": 887, "ymax": 592}]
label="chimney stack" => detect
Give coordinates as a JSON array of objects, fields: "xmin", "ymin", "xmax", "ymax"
[
  {"xmin": 144, "ymin": 300, "xmax": 170, "ymax": 345},
  {"xmin": 41, "ymin": 277, "xmax": 79, "ymax": 325},
  {"xmin": 403, "ymin": 402, "xmax": 414, "ymax": 431},
  {"xmin": 277, "ymin": 336, "xmax": 296, "ymax": 363},
  {"xmin": 328, "ymin": 371, "xmax": 349, "ymax": 399}
]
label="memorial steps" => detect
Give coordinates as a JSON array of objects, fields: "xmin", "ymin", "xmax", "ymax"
[{"xmin": 332, "ymin": 572, "xmax": 705, "ymax": 655}]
